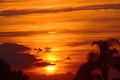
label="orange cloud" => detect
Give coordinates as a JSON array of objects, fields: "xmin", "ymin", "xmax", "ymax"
[{"xmin": 0, "ymin": 4, "xmax": 120, "ymax": 16}]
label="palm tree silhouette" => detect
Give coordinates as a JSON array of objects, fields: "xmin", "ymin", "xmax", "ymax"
[
  {"xmin": 74, "ymin": 38, "xmax": 120, "ymax": 80},
  {"xmin": 111, "ymin": 56, "xmax": 120, "ymax": 72},
  {"xmin": 73, "ymin": 52, "xmax": 98, "ymax": 80},
  {"xmin": 92, "ymin": 38, "xmax": 120, "ymax": 80}
]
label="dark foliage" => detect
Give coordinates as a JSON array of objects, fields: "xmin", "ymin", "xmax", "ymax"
[
  {"xmin": 0, "ymin": 59, "xmax": 29, "ymax": 80},
  {"xmin": 74, "ymin": 38, "xmax": 120, "ymax": 80}
]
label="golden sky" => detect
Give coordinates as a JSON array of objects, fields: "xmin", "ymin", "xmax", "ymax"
[
  {"xmin": 0, "ymin": 0, "xmax": 120, "ymax": 32},
  {"xmin": 0, "ymin": 0, "xmax": 120, "ymax": 77}
]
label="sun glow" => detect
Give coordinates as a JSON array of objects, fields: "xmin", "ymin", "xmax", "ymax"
[
  {"xmin": 46, "ymin": 55, "xmax": 58, "ymax": 61},
  {"xmin": 44, "ymin": 66, "xmax": 57, "ymax": 74}
]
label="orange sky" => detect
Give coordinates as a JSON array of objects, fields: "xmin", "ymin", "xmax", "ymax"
[{"xmin": 0, "ymin": 0, "xmax": 120, "ymax": 79}]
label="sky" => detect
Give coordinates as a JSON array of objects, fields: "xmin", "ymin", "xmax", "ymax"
[{"xmin": 0, "ymin": 0, "xmax": 120, "ymax": 80}]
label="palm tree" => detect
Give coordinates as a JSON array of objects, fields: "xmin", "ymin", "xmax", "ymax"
[
  {"xmin": 111, "ymin": 56, "xmax": 120, "ymax": 72},
  {"xmin": 74, "ymin": 38, "xmax": 120, "ymax": 80},
  {"xmin": 73, "ymin": 52, "xmax": 98, "ymax": 80},
  {"xmin": 92, "ymin": 38, "xmax": 120, "ymax": 80}
]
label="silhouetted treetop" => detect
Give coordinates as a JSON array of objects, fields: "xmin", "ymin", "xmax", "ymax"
[{"xmin": 74, "ymin": 38, "xmax": 120, "ymax": 80}]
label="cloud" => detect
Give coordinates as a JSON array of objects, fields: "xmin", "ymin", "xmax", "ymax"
[
  {"xmin": 65, "ymin": 57, "xmax": 72, "ymax": 60},
  {"xmin": 0, "ymin": 0, "xmax": 16, "ymax": 3},
  {"xmin": 66, "ymin": 17, "xmax": 120, "ymax": 22},
  {"xmin": 0, "ymin": 0, "xmax": 26, "ymax": 3},
  {"xmin": 0, "ymin": 4, "xmax": 120, "ymax": 16},
  {"xmin": 33, "ymin": 61, "xmax": 56, "ymax": 67},
  {"xmin": 0, "ymin": 31, "xmax": 48, "ymax": 37},
  {"xmin": 0, "ymin": 0, "xmax": 8, "ymax": 3},
  {"xmin": 0, "ymin": 28, "xmax": 120, "ymax": 37},
  {"xmin": 60, "ymin": 29, "xmax": 120, "ymax": 34},
  {"xmin": 0, "ymin": 43, "xmax": 55, "ymax": 68},
  {"xmin": 55, "ymin": 57, "xmax": 72, "ymax": 62},
  {"xmin": 66, "ymin": 42, "xmax": 90, "ymax": 47}
]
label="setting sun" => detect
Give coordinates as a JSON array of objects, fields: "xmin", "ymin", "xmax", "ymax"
[{"xmin": 44, "ymin": 66, "xmax": 57, "ymax": 74}]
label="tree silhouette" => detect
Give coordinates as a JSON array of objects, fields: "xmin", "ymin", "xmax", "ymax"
[
  {"xmin": 92, "ymin": 38, "xmax": 120, "ymax": 80},
  {"xmin": 111, "ymin": 56, "xmax": 120, "ymax": 71},
  {"xmin": 0, "ymin": 59, "xmax": 11, "ymax": 80},
  {"xmin": 74, "ymin": 38, "xmax": 120, "ymax": 80},
  {"xmin": 73, "ymin": 52, "xmax": 98, "ymax": 80},
  {"xmin": 0, "ymin": 59, "xmax": 29, "ymax": 80}
]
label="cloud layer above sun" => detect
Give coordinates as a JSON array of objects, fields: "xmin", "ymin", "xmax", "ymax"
[{"xmin": 0, "ymin": 4, "xmax": 120, "ymax": 16}]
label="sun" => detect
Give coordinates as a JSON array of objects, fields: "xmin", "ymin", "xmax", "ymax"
[
  {"xmin": 44, "ymin": 66, "xmax": 57, "ymax": 74},
  {"xmin": 45, "ymin": 66, "xmax": 56, "ymax": 71}
]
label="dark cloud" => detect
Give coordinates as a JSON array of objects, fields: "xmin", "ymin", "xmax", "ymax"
[
  {"xmin": 0, "ymin": 4, "xmax": 120, "ymax": 16},
  {"xmin": 67, "ymin": 50, "xmax": 93, "ymax": 56},
  {"xmin": 0, "ymin": 31, "xmax": 48, "ymax": 37},
  {"xmin": 0, "ymin": 28, "xmax": 120, "ymax": 37},
  {"xmin": 0, "ymin": 0, "xmax": 8, "ymax": 3},
  {"xmin": 55, "ymin": 57, "xmax": 72, "ymax": 62},
  {"xmin": 65, "ymin": 57, "xmax": 72, "ymax": 60},
  {"xmin": 44, "ymin": 47, "xmax": 52, "ymax": 53},
  {"xmin": 66, "ymin": 17, "xmax": 120, "ymax": 22},
  {"xmin": 0, "ymin": 43, "xmax": 55, "ymax": 68},
  {"xmin": 61, "ymin": 29, "xmax": 120, "ymax": 34},
  {"xmin": 33, "ymin": 61, "xmax": 56, "ymax": 67},
  {"xmin": 0, "ymin": 0, "xmax": 16, "ymax": 3},
  {"xmin": 66, "ymin": 42, "xmax": 90, "ymax": 47},
  {"xmin": 0, "ymin": 0, "xmax": 27, "ymax": 3},
  {"xmin": 0, "ymin": 0, "xmax": 4, "ymax": 2},
  {"xmin": 90, "ymin": 18, "xmax": 120, "ymax": 22}
]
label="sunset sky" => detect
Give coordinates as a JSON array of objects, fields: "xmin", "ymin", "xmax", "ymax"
[{"xmin": 0, "ymin": 0, "xmax": 120, "ymax": 80}]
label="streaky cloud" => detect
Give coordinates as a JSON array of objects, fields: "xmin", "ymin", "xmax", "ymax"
[
  {"xmin": 0, "ymin": 0, "xmax": 27, "ymax": 3},
  {"xmin": 66, "ymin": 41, "xmax": 90, "ymax": 47},
  {"xmin": 0, "ymin": 31, "xmax": 48, "ymax": 37},
  {"xmin": 0, "ymin": 28, "xmax": 120, "ymax": 37},
  {"xmin": 60, "ymin": 29, "xmax": 120, "ymax": 34},
  {"xmin": 33, "ymin": 61, "xmax": 56, "ymax": 67},
  {"xmin": 0, "ymin": 4, "xmax": 120, "ymax": 16}
]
